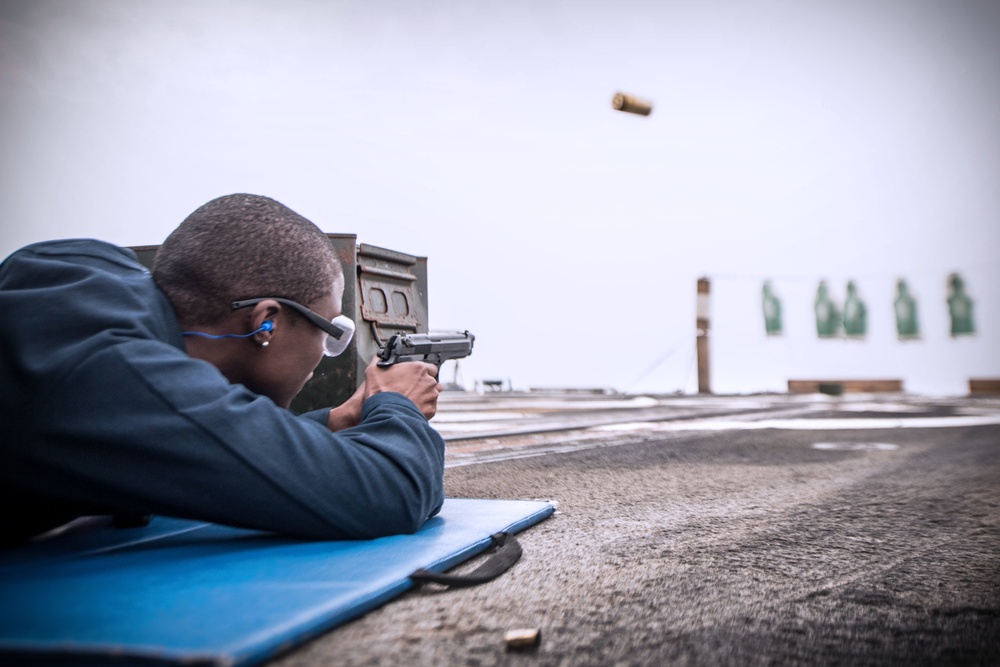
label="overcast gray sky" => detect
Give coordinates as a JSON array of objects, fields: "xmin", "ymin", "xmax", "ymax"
[{"xmin": 1, "ymin": 0, "xmax": 998, "ymax": 393}]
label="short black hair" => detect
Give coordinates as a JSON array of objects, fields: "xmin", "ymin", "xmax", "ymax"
[{"xmin": 153, "ymin": 194, "xmax": 342, "ymax": 326}]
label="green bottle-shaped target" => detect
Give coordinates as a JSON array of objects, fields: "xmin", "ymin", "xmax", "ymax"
[
  {"xmin": 947, "ymin": 273, "xmax": 975, "ymax": 336},
  {"xmin": 762, "ymin": 281, "xmax": 782, "ymax": 336},
  {"xmin": 814, "ymin": 280, "xmax": 841, "ymax": 338},
  {"xmin": 843, "ymin": 280, "xmax": 867, "ymax": 337},
  {"xmin": 894, "ymin": 279, "xmax": 919, "ymax": 339}
]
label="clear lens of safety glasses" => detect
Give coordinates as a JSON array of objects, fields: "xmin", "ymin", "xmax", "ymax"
[{"xmin": 324, "ymin": 314, "xmax": 355, "ymax": 357}]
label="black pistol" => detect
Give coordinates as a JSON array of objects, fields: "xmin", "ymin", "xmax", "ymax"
[{"xmin": 377, "ymin": 331, "xmax": 475, "ymax": 368}]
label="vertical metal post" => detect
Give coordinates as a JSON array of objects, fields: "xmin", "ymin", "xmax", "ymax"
[{"xmin": 696, "ymin": 277, "xmax": 711, "ymax": 394}]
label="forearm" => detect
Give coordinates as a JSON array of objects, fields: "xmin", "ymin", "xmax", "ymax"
[
  {"xmin": 339, "ymin": 392, "xmax": 446, "ymax": 529},
  {"xmin": 179, "ymin": 392, "xmax": 444, "ymax": 538}
]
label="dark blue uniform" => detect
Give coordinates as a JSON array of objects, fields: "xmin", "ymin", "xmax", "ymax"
[{"xmin": 0, "ymin": 240, "xmax": 444, "ymax": 544}]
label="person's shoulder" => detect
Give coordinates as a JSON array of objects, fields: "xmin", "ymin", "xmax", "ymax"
[
  {"xmin": 11, "ymin": 239, "xmax": 136, "ymax": 262},
  {"xmin": 4, "ymin": 239, "xmax": 142, "ymax": 273}
]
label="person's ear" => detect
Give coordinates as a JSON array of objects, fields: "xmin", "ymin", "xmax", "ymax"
[{"xmin": 250, "ymin": 302, "xmax": 280, "ymax": 348}]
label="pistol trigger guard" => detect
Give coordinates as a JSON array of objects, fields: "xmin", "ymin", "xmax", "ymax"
[{"xmin": 377, "ymin": 333, "xmax": 401, "ymax": 366}]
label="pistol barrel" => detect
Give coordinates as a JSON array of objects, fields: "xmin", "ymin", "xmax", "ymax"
[{"xmin": 377, "ymin": 331, "xmax": 475, "ymax": 367}]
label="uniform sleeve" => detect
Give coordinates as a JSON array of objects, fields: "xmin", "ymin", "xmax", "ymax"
[{"xmin": 17, "ymin": 339, "xmax": 445, "ymax": 540}]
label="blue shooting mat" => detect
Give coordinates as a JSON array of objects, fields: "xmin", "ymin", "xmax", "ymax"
[{"xmin": 0, "ymin": 498, "xmax": 554, "ymax": 666}]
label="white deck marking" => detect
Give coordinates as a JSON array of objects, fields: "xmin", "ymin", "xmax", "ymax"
[
  {"xmin": 591, "ymin": 414, "xmax": 1000, "ymax": 432},
  {"xmin": 811, "ymin": 442, "xmax": 900, "ymax": 451}
]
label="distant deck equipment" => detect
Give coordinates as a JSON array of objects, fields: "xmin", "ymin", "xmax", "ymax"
[
  {"xmin": 788, "ymin": 380, "xmax": 904, "ymax": 395},
  {"xmin": 969, "ymin": 378, "xmax": 1000, "ymax": 395}
]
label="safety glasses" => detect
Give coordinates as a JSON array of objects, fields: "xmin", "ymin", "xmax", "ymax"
[{"xmin": 231, "ymin": 297, "xmax": 356, "ymax": 357}]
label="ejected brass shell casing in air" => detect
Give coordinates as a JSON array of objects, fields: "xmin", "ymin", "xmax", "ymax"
[{"xmin": 611, "ymin": 92, "xmax": 652, "ymax": 116}]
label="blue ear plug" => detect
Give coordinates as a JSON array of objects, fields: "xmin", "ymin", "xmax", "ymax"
[{"xmin": 182, "ymin": 320, "xmax": 274, "ymax": 340}]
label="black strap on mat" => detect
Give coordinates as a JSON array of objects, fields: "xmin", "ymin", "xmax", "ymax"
[{"xmin": 409, "ymin": 532, "xmax": 522, "ymax": 588}]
